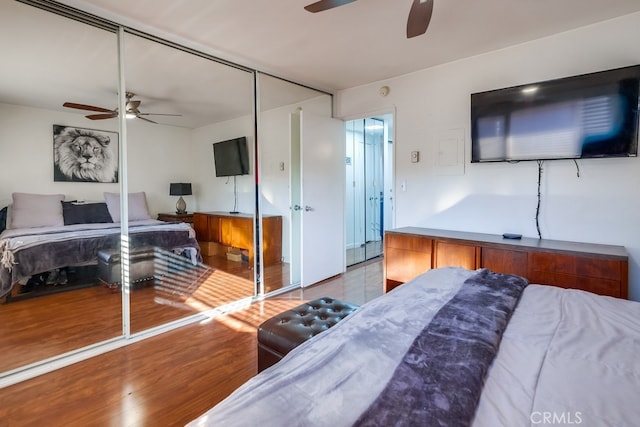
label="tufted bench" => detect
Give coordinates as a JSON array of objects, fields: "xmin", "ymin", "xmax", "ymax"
[
  {"xmin": 257, "ymin": 296, "xmax": 359, "ymax": 372},
  {"xmin": 97, "ymin": 246, "xmax": 158, "ymax": 290}
]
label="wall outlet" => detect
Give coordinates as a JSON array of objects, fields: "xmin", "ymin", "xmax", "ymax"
[{"xmin": 411, "ymin": 151, "xmax": 420, "ymax": 163}]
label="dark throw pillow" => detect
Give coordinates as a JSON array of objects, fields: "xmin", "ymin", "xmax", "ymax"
[
  {"xmin": 61, "ymin": 201, "xmax": 113, "ymax": 225},
  {"xmin": 0, "ymin": 206, "xmax": 7, "ymax": 234}
]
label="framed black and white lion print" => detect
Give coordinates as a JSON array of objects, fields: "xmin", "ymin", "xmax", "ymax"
[{"xmin": 52, "ymin": 125, "xmax": 119, "ymax": 183}]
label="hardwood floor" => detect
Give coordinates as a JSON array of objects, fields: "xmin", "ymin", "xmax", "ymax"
[
  {"xmin": 0, "ymin": 253, "xmax": 288, "ymax": 372},
  {"xmin": 346, "ymin": 240, "xmax": 383, "ymax": 267},
  {"xmin": 0, "ymin": 259, "xmax": 383, "ymax": 427}
]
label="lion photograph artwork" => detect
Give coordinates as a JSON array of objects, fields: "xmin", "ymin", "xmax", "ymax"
[{"xmin": 53, "ymin": 125, "xmax": 119, "ymax": 183}]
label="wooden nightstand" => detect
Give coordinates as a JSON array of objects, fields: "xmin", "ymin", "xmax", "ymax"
[{"xmin": 157, "ymin": 212, "xmax": 194, "ymax": 224}]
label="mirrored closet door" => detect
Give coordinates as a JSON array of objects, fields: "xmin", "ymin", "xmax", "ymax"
[
  {"xmin": 0, "ymin": 0, "xmax": 339, "ymax": 384},
  {"xmin": 121, "ymin": 31, "xmax": 257, "ymax": 334},
  {"xmin": 0, "ymin": 0, "xmax": 260, "ymax": 379},
  {"xmin": 0, "ymin": 0, "xmax": 122, "ymax": 373}
]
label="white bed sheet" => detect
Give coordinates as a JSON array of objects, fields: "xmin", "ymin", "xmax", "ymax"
[{"xmin": 474, "ymin": 284, "xmax": 640, "ymax": 427}]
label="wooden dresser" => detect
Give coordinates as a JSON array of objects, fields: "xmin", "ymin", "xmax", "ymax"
[
  {"xmin": 384, "ymin": 227, "xmax": 628, "ymax": 299},
  {"xmin": 193, "ymin": 212, "xmax": 282, "ymax": 266}
]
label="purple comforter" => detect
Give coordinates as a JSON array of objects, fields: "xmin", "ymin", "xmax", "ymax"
[{"xmin": 355, "ymin": 269, "xmax": 528, "ymax": 426}]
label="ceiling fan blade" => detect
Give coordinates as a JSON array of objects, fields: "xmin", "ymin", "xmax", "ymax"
[
  {"xmin": 304, "ymin": 0, "xmax": 357, "ymax": 13},
  {"xmin": 137, "ymin": 113, "xmax": 183, "ymax": 117},
  {"xmin": 135, "ymin": 116, "xmax": 158, "ymax": 124},
  {"xmin": 85, "ymin": 113, "xmax": 117, "ymax": 120},
  {"xmin": 63, "ymin": 102, "xmax": 114, "ymax": 113},
  {"xmin": 407, "ymin": 0, "xmax": 434, "ymax": 38}
]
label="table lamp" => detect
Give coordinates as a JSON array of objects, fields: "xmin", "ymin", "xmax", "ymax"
[{"xmin": 170, "ymin": 183, "xmax": 192, "ymax": 214}]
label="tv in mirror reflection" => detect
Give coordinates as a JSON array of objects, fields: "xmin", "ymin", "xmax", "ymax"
[
  {"xmin": 212, "ymin": 137, "xmax": 250, "ymax": 176},
  {"xmin": 471, "ymin": 64, "xmax": 640, "ymax": 162}
]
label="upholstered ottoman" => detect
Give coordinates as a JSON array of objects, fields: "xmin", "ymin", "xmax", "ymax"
[
  {"xmin": 97, "ymin": 246, "xmax": 158, "ymax": 290},
  {"xmin": 257, "ymin": 297, "xmax": 359, "ymax": 372}
]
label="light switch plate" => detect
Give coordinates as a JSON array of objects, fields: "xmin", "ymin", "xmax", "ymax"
[{"xmin": 411, "ymin": 151, "xmax": 420, "ymax": 163}]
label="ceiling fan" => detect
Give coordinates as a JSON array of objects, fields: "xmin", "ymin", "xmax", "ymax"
[
  {"xmin": 62, "ymin": 92, "xmax": 181, "ymax": 124},
  {"xmin": 304, "ymin": 0, "xmax": 434, "ymax": 39}
]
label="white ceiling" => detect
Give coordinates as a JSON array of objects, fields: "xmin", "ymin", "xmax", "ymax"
[
  {"xmin": 3, "ymin": 0, "xmax": 640, "ymax": 129},
  {"xmin": 1, "ymin": 0, "xmax": 327, "ymax": 129},
  {"xmin": 56, "ymin": 0, "xmax": 640, "ymax": 92}
]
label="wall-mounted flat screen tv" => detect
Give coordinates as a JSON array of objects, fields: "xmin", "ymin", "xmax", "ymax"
[
  {"xmin": 213, "ymin": 137, "xmax": 250, "ymax": 177},
  {"xmin": 471, "ymin": 65, "xmax": 640, "ymax": 162}
]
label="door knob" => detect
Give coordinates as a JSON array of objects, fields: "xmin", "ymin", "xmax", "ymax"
[
  {"xmin": 292, "ymin": 204, "xmax": 302, "ymax": 211},
  {"xmin": 304, "ymin": 205, "xmax": 313, "ymax": 212}
]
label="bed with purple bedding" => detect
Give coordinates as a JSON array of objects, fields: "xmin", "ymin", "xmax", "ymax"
[
  {"xmin": 189, "ymin": 267, "xmax": 640, "ymax": 427},
  {"xmin": 0, "ymin": 220, "xmax": 200, "ymax": 299},
  {"xmin": 0, "ymin": 192, "xmax": 201, "ymax": 299}
]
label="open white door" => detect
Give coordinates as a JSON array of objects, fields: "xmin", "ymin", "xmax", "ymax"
[{"xmin": 299, "ymin": 111, "xmax": 345, "ymax": 286}]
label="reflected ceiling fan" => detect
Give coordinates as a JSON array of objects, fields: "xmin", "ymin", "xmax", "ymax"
[
  {"xmin": 304, "ymin": 0, "xmax": 434, "ymax": 38},
  {"xmin": 62, "ymin": 92, "xmax": 181, "ymax": 124}
]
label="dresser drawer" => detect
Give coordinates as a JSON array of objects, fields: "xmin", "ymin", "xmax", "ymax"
[
  {"xmin": 433, "ymin": 241, "xmax": 478, "ymax": 270},
  {"xmin": 528, "ymin": 252, "xmax": 624, "ymax": 297},
  {"xmin": 481, "ymin": 247, "xmax": 528, "ymax": 277},
  {"xmin": 385, "ymin": 247, "xmax": 432, "ymax": 283},
  {"xmin": 385, "ymin": 234, "xmax": 432, "ymax": 251},
  {"xmin": 529, "ymin": 252, "xmax": 622, "ymax": 280}
]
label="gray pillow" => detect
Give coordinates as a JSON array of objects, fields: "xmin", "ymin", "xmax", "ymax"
[
  {"xmin": 10, "ymin": 192, "xmax": 65, "ymax": 229},
  {"xmin": 104, "ymin": 192, "xmax": 151, "ymax": 222}
]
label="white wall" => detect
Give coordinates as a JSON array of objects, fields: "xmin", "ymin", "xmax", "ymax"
[
  {"xmin": 0, "ymin": 102, "xmax": 193, "ymax": 216},
  {"xmin": 336, "ymin": 12, "xmax": 640, "ymax": 301},
  {"xmin": 125, "ymin": 118, "xmax": 194, "ymax": 214}
]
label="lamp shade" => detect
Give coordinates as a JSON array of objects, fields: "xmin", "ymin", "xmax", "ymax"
[{"xmin": 170, "ymin": 183, "xmax": 192, "ymax": 196}]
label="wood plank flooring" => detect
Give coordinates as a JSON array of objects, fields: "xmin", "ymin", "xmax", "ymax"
[
  {"xmin": 0, "ymin": 254, "xmax": 287, "ymax": 372},
  {"xmin": 0, "ymin": 259, "xmax": 383, "ymax": 427},
  {"xmin": 346, "ymin": 240, "xmax": 383, "ymax": 267}
]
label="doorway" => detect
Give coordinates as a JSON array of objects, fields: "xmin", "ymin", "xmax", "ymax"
[{"xmin": 345, "ymin": 115, "xmax": 394, "ymax": 266}]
